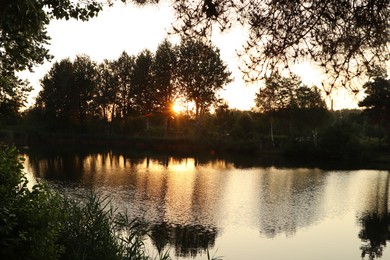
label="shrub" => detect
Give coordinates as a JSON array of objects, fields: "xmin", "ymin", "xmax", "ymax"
[{"xmin": 0, "ymin": 145, "xmax": 64, "ymax": 259}]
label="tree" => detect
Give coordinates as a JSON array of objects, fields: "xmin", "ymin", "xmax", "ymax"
[
  {"xmin": 151, "ymin": 40, "xmax": 179, "ymax": 135},
  {"xmin": 36, "ymin": 56, "xmax": 98, "ymax": 129},
  {"xmin": 0, "ymin": 74, "xmax": 32, "ymax": 123},
  {"xmin": 95, "ymin": 59, "xmax": 118, "ymax": 121},
  {"xmin": 112, "ymin": 51, "xmax": 136, "ymax": 119},
  {"xmin": 151, "ymin": 40, "xmax": 179, "ymax": 116},
  {"xmin": 131, "ymin": 50, "xmax": 155, "ymax": 116},
  {"xmin": 255, "ymin": 73, "xmax": 328, "ymax": 141},
  {"xmin": 36, "ymin": 58, "xmax": 75, "ymax": 125},
  {"xmin": 0, "ymin": 0, "xmax": 102, "ymax": 75},
  {"xmin": 177, "ymin": 39, "xmax": 231, "ymax": 121},
  {"xmin": 142, "ymin": 0, "xmax": 390, "ymax": 91},
  {"xmin": 255, "ymin": 73, "xmax": 298, "ymax": 114},
  {"xmin": 358, "ymin": 73, "xmax": 390, "ymax": 132}
]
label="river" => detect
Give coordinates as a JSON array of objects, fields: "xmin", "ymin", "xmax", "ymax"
[{"xmin": 22, "ymin": 148, "xmax": 390, "ymax": 260}]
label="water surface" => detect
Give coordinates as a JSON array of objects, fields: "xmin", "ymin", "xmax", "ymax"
[{"xmin": 22, "ymin": 149, "xmax": 390, "ymax": 259}]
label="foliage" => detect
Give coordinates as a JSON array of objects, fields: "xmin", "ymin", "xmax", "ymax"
[
  {"xmin": 151, "ymin": 40, "xmax": 179, "ymax": 116},
  {"xmin": 317, "ymin": 113, "xmax": 366, "ymax": 160},
  {"xmin": 255, "ymin": 73, "xmax": 298, "ymax": 113},
  {"xmin": 132, "ymin": 50, "xmax": 155, "ymax": 115},
  {"xmin": 0, "ymin": 145, "xmax": 64, "ymax": 259},
  {"xmin": 359, "ymin": 74, "xmax": 390, "ymax": 131},
  {"xmin": 0, "ymin": 73, "xmax": 32, "ymax": 123},
  {"xmin": 0, "ymin": 0, "xmax": 101, "ymax": 127},
  {"xmin": 177, "ymin": 39, "xmax": 232, "ymax": 120},
  {"xmin": 162, "ymin": 0, "xmax": 390, "ymax": 90},
  {"xmin": 359, "ymin": 212, "xmax": 390, "ymax": 260},
  {"xmin": 255, "ymin": 73, "xmax": 328, "ymax": 139},
  {"xmin": 112, "ymin": 51, "xmax": 136, "ymax": 119},
  {"xmin": 0, "ymin": 0, "xmax": 101, "ymax": 75},
  {"xmin": 255, "ymin": 72, "xmax": 326, "ymax": 113},
  {"xmin": 36, "ymin": 55, "xmax": 97, "ymax": 130}
]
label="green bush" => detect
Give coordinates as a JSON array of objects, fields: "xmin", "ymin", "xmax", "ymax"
[{"xmin": 0, "ymin": 145, "xmax": 64, "ymax": 259}]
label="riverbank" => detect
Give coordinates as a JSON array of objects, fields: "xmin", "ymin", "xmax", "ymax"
[{"xmin": 2, "ymin": 129, "xmax": 390, "ymax": 168}]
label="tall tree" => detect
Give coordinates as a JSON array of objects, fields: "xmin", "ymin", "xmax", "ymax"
[
  {"xmin": 0, "ymin": 1, "xmax": 102, "ymax": 122},
  {"xmin": 36, "ymin": 58, "xmax": 74, "ymax": 125},
  {"xmin": 255, "ymin": 73, "xmax": 328, "ymax": 140},
  {"xmin": 112, "ymin": 51, "xmax": 135, "ymax": 118},
  {"xmin": 151, "ymin": 40, "xmax": 179, "ymax": 134},
  {"xmin": 151, "ymin": 40, "xmax": 179, "ymax": 115},
  {"xmin": 177, "ymin": 39, "xmax": 231, "ymax": 121},
  {"xmin": 72, "ymin": 55, "xmax": 98, "ymax": 127},
  {"xmin": 255, "ymin": 73, "xmax": 298, "ymax": 114},
  {"xmin": 358, "ymin": 73, "xmax": 390, "ymax": 132},
  {"xmin": 0, "ymin": 74, "xmax": 31, "ymax": 123},
  {"xmin": 95, "ymin": 59, "xmax": 118, "ymax": 121},
  {"xmin": 131, "ymin": 50, "xmax": 155, "ymax": 116},
  {"xmin": 37, "ymin": 56, "xmax": 97, "ymax": 129}
]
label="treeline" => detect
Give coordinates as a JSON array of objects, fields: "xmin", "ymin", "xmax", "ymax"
[
  {"xmin": 22, "ymin": 39, "xmax": 231, "ymax": 135},
  {"xmin": 1, "ymin": 40, "xmax": 390, "ymax": 161}
]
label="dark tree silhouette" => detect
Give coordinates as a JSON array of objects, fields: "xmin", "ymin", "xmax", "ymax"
[
  {"xmin": 95, "ymin": 59, "xmax": 118, "ymax": 121},
  {"xmin": 151, "ymin": 40, "xmax": 179, "ymax": 134},
  {"xmin": 37, "ymin": 56, "xmax": 97, "ymax": 129},
  {"xmin": 131, "ymin": 50, "xmax": 155, "ymax": 116},
  {"xmin": 359, "ymin": 73, "xmax": 390, "ymax": 132},
  {"xmin": 255, "ymin": 73, "xmax": 327, "ymax": 140},
  {"xmin": 0, "ymin": 1, "xmax": 102, "ymax": 123},
  {"xmin": 0, "ymin": 74, "xmax": 31, "ymax": 122},
  {"xmin": 177, "ymin": 39, "xmax": 231, "ymax": 121},
  {"xmin": 111, "ymin": 51, "xmax": 136, "ymax": 118}
]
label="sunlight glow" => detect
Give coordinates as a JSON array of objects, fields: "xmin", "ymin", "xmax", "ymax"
[{"xmin": 171, "ymin": 102, "xmax": 182, "ymax": 114}]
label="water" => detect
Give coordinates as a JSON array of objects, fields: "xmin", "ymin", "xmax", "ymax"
[{"xmin": 22, "ymin": 148, "xmax": 390, "ymax": 260}]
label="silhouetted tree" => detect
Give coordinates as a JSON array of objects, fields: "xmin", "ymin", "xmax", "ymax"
[
  {"xmin": 359, "ymin": 73, "xmax": 390, "ymax": 135},
  {"xmin": 131, "ymin": 50, "xmax": 155, "ymax": 116},
  {"xmin": 37, "ymin": 56, "xmax": 97, "ymax": 130},
  {"xmin": 0, "ymin": 73, "xmax": 31, "ymax": 123},
  {"xmin": 95, "ymin": 59, "xmax": 118, "ymax": 121},
  {"xmin": 0, "ymin": 1, "xmax": 102, "ymax": 125},
  {"xmin": 177, "ymin": 39, "xmax": 231, "ymax": 122},
  {"xmin": 255, "ymin": 73, "xmax": 328, "ymax": 141},
  {"xmin": 0, "ymin": 0, "xmax": 101, "ymax": 76},
  {"xmin": 255, "ymin": 73, "xmax": 298, "ymax": 114},
  {"xmin": 151, "ymin": 40, "xmax": 179, "ymax": 134},
  {"xmin": 112, "ymin": 51, "xmax": 136, "ymax": 119}
]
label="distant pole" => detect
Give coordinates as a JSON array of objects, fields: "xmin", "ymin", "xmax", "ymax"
[{"xmin": 270, "ymin": 118, "xmax": 274, "ymax": 147}]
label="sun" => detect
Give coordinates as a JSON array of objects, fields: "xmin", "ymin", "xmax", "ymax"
[{"xmin": 171, "ymin": 102, "xmax": 183, "ymax": 114}]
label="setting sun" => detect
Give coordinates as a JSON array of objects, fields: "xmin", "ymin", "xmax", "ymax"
[{"xmin": 171, "ymin": 102, "xmax": 182, "ymax": 114}]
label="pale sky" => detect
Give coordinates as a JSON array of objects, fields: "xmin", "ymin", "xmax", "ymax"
[{"xmin": 18, "ymin": 1, "xmax": 361, "ymax": 110}]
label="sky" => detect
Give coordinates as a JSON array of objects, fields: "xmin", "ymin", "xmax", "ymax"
[{"xmin": 18, "ymin": 1, "xmax": 362, "ymax": 111}]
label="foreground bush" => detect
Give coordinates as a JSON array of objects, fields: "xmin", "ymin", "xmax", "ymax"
[
  {"xmin": 0, "ymin": 145, "xmax": 64, "ymax": 259},
  {"xmin": 0, "ymin": 145, "xmax": 154, "ymax": 260}
]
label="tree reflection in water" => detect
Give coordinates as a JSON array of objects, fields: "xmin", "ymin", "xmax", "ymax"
[
  {"xmin": 359, "ymin": 172, "xmax": 390, "ymax": 260},
  {"xmin": 359, "ymin": 212, "xmax": 390, "ymax": 259},
  {"xmin": 148, "ymin": 222, "xmax": 218, "ymax": 258}
]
